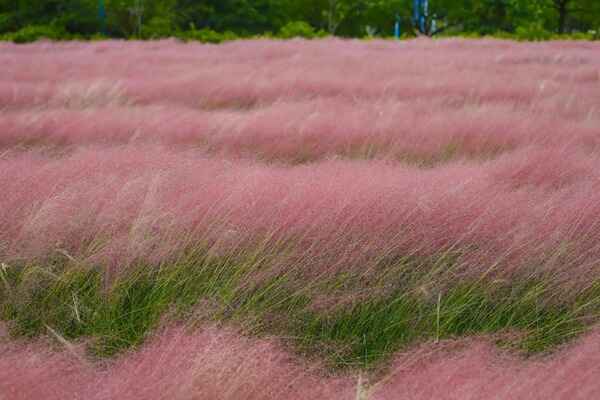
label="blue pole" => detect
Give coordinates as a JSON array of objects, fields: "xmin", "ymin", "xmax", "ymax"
[
  {"xmin": 395, "ymin": 15, "xmax": 401, "ymax": 38},
  {"xmin": 421, "ymin": 0, "xmax": 428, "ymax": 33},
  {"xmin": 98, "ymin": 0, "xmax": 107, "ymax": 35},
  {"xmin": 413, "ymin": 0, "xmax": 420, "ymax": 28}
]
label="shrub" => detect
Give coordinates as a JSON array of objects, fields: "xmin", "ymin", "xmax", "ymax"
[
  {"xmin": 278, "ymin": 21, "xmax": 324, "ymax": 39},
  {"xmin": 0, "ymin": 13, "xmax": 17, "ymax": 34},
  {"xmin": 555, "ymin": 31, "xmax": 594, "ymax": 41},
  {"xmin": 89, "ymin": 33, "xmax": 109, "ymax": 41},
  {"xmin": 6, "ymin": 24, "xmax": 67, "ymax": 43},
  {"xmin": 142, "ymin": 16, "xmax": 175, "ymax": 40},
  {"xmin": 515, "ymin": 22, "xmax": 552, "ymax": 41},
  {"xmin": 456, "ymin": 31, "xmax": 483, "ymax": 39},
  {"xmin": 176, "ymin": 26, "xmax": 238, "ymax": 43}
]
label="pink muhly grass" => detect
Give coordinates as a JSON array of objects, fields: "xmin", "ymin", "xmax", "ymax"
[
  {"xmin": 2, "ymin": 38, "xmax": 600, "ymax": 399},
  {"xmin": 370, "ymin": 328, "xmax": 600, "ymax": 400},
  {"xmin": 3, "ymin": 325, "xmax": 600, "ymax": 400},
  {"xmin": 1, "ymin": 99, "xmax": 598, "ymax": 163},
  {"xmin": 2, "ymin": 145, "xmax": 600, "ymax": 284},
  {"xmin": 0, "ymin": 326, "xmax": 354, "ymax": 400},
  {"xmin": 1, "ymin": 40, "xmax": 599, "ymax": 163},
  {"xmin": 2, "ymin": 38, "xmax": 599, "ymax": 111},
  {"xmin": 2, "ymin": 38, "xmax": 599, "ymax": 167}
]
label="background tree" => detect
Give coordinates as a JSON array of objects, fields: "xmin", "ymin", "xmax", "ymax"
[{"xmin": 1, "ymin": 0, "xmax": 599, "ymax": 38}]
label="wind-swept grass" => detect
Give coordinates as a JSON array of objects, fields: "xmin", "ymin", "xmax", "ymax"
[
  {"xmin": 2, "ymin": 38, "xmax": 600, "ymax": 398},
  {"xmin": 2, "ymin": 251, "xmax": 599, "ymax": 369}
]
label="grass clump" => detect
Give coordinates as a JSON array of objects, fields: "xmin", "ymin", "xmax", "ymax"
[
  {"xmin": 293, "ymin": 281, "xmax": 590, "ymax": 369},
  {"xmin": 0, "ymin": 254, "xmax": 598, "ymax": 369}
]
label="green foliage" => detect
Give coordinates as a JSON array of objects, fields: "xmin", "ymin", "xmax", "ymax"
[
  {"xmin": 0, "ymin": 0, "xmax": 598, "ymax": 42},
  {"xmin": 553, "ymin": 31, "xmax": 596, "ymax": 40},
  {"xmin": 176, "ymin": 25, "xmax": 238, "ymax": 43},
  {"xmin": 141, "ymin": 16, "xmax": 175, "ymax": 39},
  {"xmin": 1, "ymin": 255, "xmax": 599, "ymax": 368},
  {"xmin": 0, "ymin": 13, "xmax": 18, "ymax": 33},
  {"xmin": 89, "ymin": 32, "xmax": 110, "ymax": 41},
  {"xmin": 4, "ymin": 24, "xmax": 67, "ymax": 43},
  {"xmin": 278, "ymin": 21, "xmax": 324, "ymax": 39},
  {"xmin": 515, "ymin": 21, "xmax": 553, "ymax": 41},
  {"xmin": 295, "ymin": 282, "xmax": 590, "ymax": 368}
]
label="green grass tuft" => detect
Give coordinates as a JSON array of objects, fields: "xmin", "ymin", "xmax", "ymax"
[{"xmin": 1, "ymin": 255, "xmax": 598, "ymax": 369}]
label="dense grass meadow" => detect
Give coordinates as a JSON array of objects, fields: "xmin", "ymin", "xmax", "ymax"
[{"xmin": 2, "ymin": 38, "xmax": 600, "ymax": 399}]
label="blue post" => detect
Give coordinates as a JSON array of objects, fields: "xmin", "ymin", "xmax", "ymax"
[
  {"xmin": 421, "ymin": 0, "xmax": 428, "ymax": 33},
  {"xmin": 98, "ymin": 0, "xmax": 107, "ymax": 35},
  {"xmin": 413, "ymin": 0, "xmax": 420, "ymax": 29},
  {"xmin": 413, "ymin": 0, "xmax": 428, "ymax": 33},
  {"xmin": 395, "ymin": 15, "xmax": 401, "ymax": 38}
]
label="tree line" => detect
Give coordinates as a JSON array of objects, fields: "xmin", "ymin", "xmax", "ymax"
[{"xmin": 1, "ymin": 0, "xmax": 599, "ymax": 41}]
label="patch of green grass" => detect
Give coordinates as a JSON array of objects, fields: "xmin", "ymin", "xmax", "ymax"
[
  {"xmin": 292, "ymin": 281, "xmax": 591, "ymax": 369},
  {"xmin": 0, "ymin": 255, "xmax": 598, "ymax": 369}
]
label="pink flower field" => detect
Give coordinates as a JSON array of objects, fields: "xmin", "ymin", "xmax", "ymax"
[
  {"xmin": 1, "ymin": 38, "xmax": 600, "ymax": 399},
  {"xmin": 3, "ymin": 325, "xmax": 600, "ymax": 400}
]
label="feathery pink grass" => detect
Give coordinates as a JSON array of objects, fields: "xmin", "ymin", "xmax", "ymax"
[
  {"xmin": 2, "ymin": 38, "xmax": 600, "ymax": 398},
  {"xmin": 2, "ymin": 325, "xmax": 600, "ymax": 400},
  {"xmin": 1, "ymin": 99, "xmax": 598, "ymax": 163},
  {"xmin": 371, "ymin": 329, "xmax": 600, "ymax": 400},
  {"xmin": 0, "ymin": 326, "xmax": 354, "ymax": 400},
  {"xmin": 2, "ymin": 39, "xmax": 599, "ymax": 111},
  {"xmin": 1, "ymin": 39, "xmax": 600, "ymax": 163},
  {"xmin": 2, "ymin": 145, "xmax": 600, "ymax": 283}
]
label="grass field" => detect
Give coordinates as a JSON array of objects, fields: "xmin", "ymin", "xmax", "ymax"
[{"xmin": 1, "ymin": 38, "xmax": 600, "ymax": 399}]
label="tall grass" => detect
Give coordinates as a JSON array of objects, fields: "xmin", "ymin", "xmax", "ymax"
[
  {"xmin": 2, "ymin": 323, "xmax": 600, "ymax": 399},
  {"xmin": 2, "ymin": 146, "xmax": 600, "ymax": 287},
  {"xmin": 2, "ymin": 38, "xmax": 600, "ymax": 398},
  {"xmin": 2, "ymin": 255, "xmax": 596, "ymax": 365}
]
